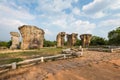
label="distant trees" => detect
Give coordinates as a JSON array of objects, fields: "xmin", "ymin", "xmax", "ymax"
[
  {"xmin": 108, "ymin": 27, "xmax": 120, "ymax": 45},
  {"xmin": 43, "ymin": 39, "xmax": 56, "ymax": 47},
  {"xmin": 74, "ymin": 39, "xmax": 82, "ymax": 46},
  {"xmin": 0, "ymin": 40, "xmax": 12, "ymax": 48},
  {"xmin": 0, "ymin": 39, "xmax": 57, "ymax": 48},
  {"xmin": 90, "ymin": 36, "xmax": 108, "ymax": 45},
  {"xmin": 0, "ymin": 41, "xmax": 8, "ymax": 47},
  {"xmin": 90, "ymin": 27, "xmax": 120, "ymax": 46}
]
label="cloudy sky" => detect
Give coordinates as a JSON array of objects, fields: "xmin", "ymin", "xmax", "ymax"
[{"xmin": 0, "ymin": 0, "xmax": 120, "ymax": 41}]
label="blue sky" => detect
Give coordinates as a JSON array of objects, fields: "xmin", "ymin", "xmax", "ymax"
[{"xmin": 0, "ymin": 0, "xmax": 120, "ymax": 41}]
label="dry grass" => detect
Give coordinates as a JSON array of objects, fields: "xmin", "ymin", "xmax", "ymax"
[{"xmin": 0, "ymin": 47, "xmax": 62, "ymax": 65}]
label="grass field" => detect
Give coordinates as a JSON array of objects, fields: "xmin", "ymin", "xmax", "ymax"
[{"xmin": 0, "ymin": 47, "xmax": 63, "ymax": 65}]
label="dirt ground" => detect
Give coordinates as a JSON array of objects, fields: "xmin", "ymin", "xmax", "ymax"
[{"xmin": 0, "ymin": 51, "xmax": 120, "ymax": 80}]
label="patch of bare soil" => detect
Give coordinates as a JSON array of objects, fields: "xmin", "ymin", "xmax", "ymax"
[{"xmin": 0, "ymin": 51, "xmax": 120, "ymax": 80}]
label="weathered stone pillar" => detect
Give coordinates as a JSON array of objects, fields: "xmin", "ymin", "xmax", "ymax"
[
  {"xmin": 71, "ymin": 33, "xmax": 78, "ymax": 46},
  {"xmin": 66, "ymin": 33, "xmax": 78, "ymax": 47},
  {"xmin": 66, "ymin": 34, "xmax": 72, "ymax": 47},
  {"xmin": 56, "ymin": 32, "xmax": 65, "ymax": 47},
  {"xmin": 10, "ymin": 32, "xmax": 20, "ymax": 49},
  {"xmin": 80, "ymin": 34, "xmax": 92, "ymax": 47},
  {"xmin": 18, "ymin": 25, "xmax": 45, "ymax": 50}
]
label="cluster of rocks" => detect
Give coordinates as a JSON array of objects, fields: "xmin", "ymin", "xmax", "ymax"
[
  {"xmin": 56, "ymin": 32, "xmax": 78, "ymax": 48},
  {"xmin": 62, "ymin": 46, "xmax": 83, "ymax": 57},
  {"xmin": 56, "ymin": 32, "xmax": 92, "ymax": 48},
  {"xmin": 10, "ymin": 25, "xmax": 45, "ymax": 50},
  {"xmin": 10, "ymin": 25, "xmax": 92, "ymax": 50}
]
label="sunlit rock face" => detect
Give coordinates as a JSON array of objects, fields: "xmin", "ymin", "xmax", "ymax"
[
  {"xmin": 10, "ymin": 32, "xmax": 20, "ymax": 49},
  {"xmin": 80, "ymin": 34, "xmax": 92, "ymax": 47},
  {"xmin": 19, "ymin": 25, "xmax": 45, "ymax": 50},
  {"xmin": 71, "ymin": 33, "xmax": 78, "ymax": 46},
  {"xmin": 56, "ymin": 32, "xmax": 66, "ymax": 47},
  {"xmin": 67, "ymin": 33, "xmax": 78, "ymax": 47}
]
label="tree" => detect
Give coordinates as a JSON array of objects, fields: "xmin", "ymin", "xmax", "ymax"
[
  {"xmin": 108, "ymin": 27, "xmax": 120, "ymax": 45},
  {"xmin": 0, "ymin": 40, "xmax": 12, "ymax": 48},
  {"xmin": 7, "ymin": 40, "xmax": 12, "ymax": 48},
  {"xmin": 90, "ymin": 36, "xmax": 107, "ymax": 45},
  {"xmin": 43, "ymin": 39, "xmax": 56, "ymax": 47},
  {"xmin": 74, "ymin": 39, "xmax": 82, "ymax": 46},
  {"xmin": 0, "ymin": 41, "xmax": 8, "ymax": 47}
]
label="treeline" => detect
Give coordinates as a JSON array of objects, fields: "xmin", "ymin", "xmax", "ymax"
[
  {"xmin": 0, "ymin": 40, "xmax": 12, "ymax": 48},
  {"xmin": 0, "ymin": 27, "xmax": 120, "ymax": 48},
  {"xmin": 43, "ymin": 39, "xmax": 56, "ymax": 47}
]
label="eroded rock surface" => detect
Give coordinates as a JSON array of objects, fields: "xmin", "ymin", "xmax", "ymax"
[
  {"xmin": 10, "ymin": 32, "xmax": 20, "ymax": 49},
  {"xmin": 80, "ymin": 34, "xmax": 92, "ymax": 47},
  {"xmin": 19, "ymin": 25, "xmax": 45, "ymax": 49},
  {"xmin": 56, "ymin": 32, "xmax": 65, "ymax": 47},
  {"xmin": 67, "ymin": 33, "xmax": 78, "ymax": 47}
]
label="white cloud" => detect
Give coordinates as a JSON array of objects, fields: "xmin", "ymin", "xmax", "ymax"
[
  {"xmin": 51, "ymin": 13, "xmax": 69, "ymax": 29},
  {"xmin": 71, "ymin": 20, "xmax": 96, "ymax": 34},
  {"xmin": 109, "ymin": 0, "xmax": 120, "ymax": 10},
  {"xmin": 36, "ymin": 0, "xmax": 79, "ymax": 13},
  {"xmin": 82, "ymin": 0, "xmax": 120, "ymax": 18},
  {"xmin": 82, "ymin": 0, "xmax": 110, "ymax": 14},
  {"xmin": 74, "ymin": 0, "xmax": 78, "ymax": 2},
  {"xmin": 44, "ymin": 29, "xmax": 52, "ymax": 36},
  {"xmin": 99, "ymin": 19, "xmax": 120, "ymax": 28},
  {"xmin": 114, "ymin": 13, "xmax": 120, "ymax": 17},
  {"xmin": 72, "ymin": 7, "xmax": 81, "ymax": 15},
  {"xmin": 52, "ymin": 19, "xmax": 67, "ymax": 28},
  {"xmin": 0, "ymin": 3, "xmax": 35, "ymax": 20},
  {"xmin": 94, "ymin": 11, "xmax": 106, "ymax": 18},
  {"xmin": 44, "ymin": 29, "xmax": 58, "ymax": 40},
  {"xmin": 0, "ymin": 18, "xmax": 25, "ymax": 41},
  {"xmin": 0, "ymin": 18, "xmax": 25, "ymax": 29}
]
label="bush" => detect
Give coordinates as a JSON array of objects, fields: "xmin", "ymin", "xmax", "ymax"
[
  {"xmin": 44, "ymin": 39, "xmax": 56, "ymax": 47},
  {"xmin": 0, "ymin": 40, "xmax": 12, "ymax": 48},
  {"xmin": 90, "ymin": 36, "xmax": 108, "ymax": 45}
]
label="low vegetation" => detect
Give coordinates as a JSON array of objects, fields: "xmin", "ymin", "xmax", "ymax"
[{"xmin": 0, "ymin": 48, "xmax": 62, "ymax": 65}]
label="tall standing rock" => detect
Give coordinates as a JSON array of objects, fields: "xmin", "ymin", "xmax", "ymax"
[
  {"xmin": 18, "ymin": 25, "xmax": 45, "ymax": 50},
  {"xmin": 10, "ymin": 32, "xmax": 20, "ymax": 49},
  {"xmin": 71, "ymin": 33, "xmax": 78, "ymax": 46},
  {"xmin": 56, "ymin": 32, "xmax": 65, "ymax": 47},
  {"xmin": 80, "ymin": 34, "xmax": 92, "ymax": 47},
  {"xmin": 67, "ymin": 33, "xmax": 78, "ymax": 47},
  {"xmin": 66, "ymin": 34, "xmax": 72, "ymax": 47}
]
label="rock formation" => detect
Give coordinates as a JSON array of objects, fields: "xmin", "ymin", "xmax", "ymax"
[
  {"xmin": 80, "ymin": 34, "xmax": 92, "ymax": 47},
  {"xmin": 56, "ymin": 32, "xmax": 66, "ymax": 47},
  {"xmin": 18, "ymin": 25, "xmax": 45, "ymax": 49},
  {"xmin": 10, "ymin": 32, "xmax": 20, "ymax": 49},
  {"xmin": 71, "ymin": 33, "xmax": 78, "ymax": 46},
  {"xmin": 66, "ymin": 34, "xmax": 72, "ymax": 47},
  {"xmin": 67, "ymin": 33, "xmax": 78, "ymax": 47}
]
